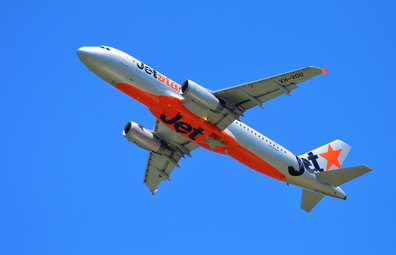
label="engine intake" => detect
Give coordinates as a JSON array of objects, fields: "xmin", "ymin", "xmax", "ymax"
[
  {"xmin": 123, "ymin": 121, "xmax": 165, "ymax": 153},
  {"xmin": 181, "ymin": 80, "xmax": 222, "ymax": 112}
]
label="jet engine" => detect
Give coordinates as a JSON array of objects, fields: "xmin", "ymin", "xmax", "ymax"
[
  {"xmin": 123, "ymin": 121, "xmax": 165, "ymax": 153},
  {"xmin": 181, "ymin": 80, "xmax": 223, "ymax": 113}
]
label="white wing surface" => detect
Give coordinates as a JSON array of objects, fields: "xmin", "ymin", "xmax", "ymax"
[
  {"xmin": 214, "ymin": 67, "xmax": 327, "ymax": 112},
  {"xmin": 142, "ymin": 119, "xmax": 199, "ymax": 194}
]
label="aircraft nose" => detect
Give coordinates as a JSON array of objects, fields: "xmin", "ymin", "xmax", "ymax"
[
  {"xmin": 77, "ymin": 47, "xmax": 92, "ymax": 61},
  {"xmin": 77, "ymin": 46, "xmax": 100, "ymax": 69}
]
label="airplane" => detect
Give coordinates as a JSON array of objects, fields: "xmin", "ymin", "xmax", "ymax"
[{"xmin": 77, "ymin": 45, "xmax": 371, "ymax": 212}]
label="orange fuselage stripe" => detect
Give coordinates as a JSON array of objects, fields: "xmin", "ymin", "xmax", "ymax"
[{"xmin": 115, "ymin": 83, "xmax": 286, "ymax": 181}]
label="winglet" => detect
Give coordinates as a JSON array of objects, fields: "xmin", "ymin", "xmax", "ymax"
[{"xmin": 320, "ymin": 68, "xmax": 329, "ymax": 75}]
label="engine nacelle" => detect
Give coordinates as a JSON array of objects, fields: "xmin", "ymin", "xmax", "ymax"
[
  {"xmin": 181, "ymin": 80, "xmax": 222, "ymax": 112},
  {"xmin": 123, "ymin": 121, "xmax": 165, "ymax": 153}
]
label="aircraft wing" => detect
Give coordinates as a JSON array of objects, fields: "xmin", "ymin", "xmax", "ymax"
[
  {"xmin": 142, "ymin": 119, "xmax": 199, "ymax": 194},
  {"xmin": 214, "ymin": 67, "xmax": 327, "ymax": 112}
]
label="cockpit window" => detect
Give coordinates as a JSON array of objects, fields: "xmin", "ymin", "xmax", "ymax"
[{"xmin": 99, "ymin": 46, "xmax": 111, "ymax": 51}]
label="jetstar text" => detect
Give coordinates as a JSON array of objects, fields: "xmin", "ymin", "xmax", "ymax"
[{"xmin": 137, "ymin": 62, "xmax": 181, "ymax": 93}]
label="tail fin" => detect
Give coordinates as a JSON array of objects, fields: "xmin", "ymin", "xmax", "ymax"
[
  {"xmin": 299, "ymin": 140, "xmax": 372, "ymax": 213},
  {"xmin": 300, "ymin": 140, "xmax": 351, "ymax": 172}
]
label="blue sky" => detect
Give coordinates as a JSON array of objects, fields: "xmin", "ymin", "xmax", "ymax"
[{"xmin": 1, "ymin": 1, "xmax": 395, "ymax": 254}]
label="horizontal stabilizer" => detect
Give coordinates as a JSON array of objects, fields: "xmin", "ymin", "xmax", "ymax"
[
  {"xmin": 316, "ymin": 165, "xmax": 372, "ymax": 187},
  {"xmin": 301, "ymin": 189, "xmax": 324, "ymax": 213}
]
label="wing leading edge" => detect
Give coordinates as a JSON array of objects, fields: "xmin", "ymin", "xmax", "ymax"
[{"xmin": 214, "ymin": 66, "xmax": 327, "ymax": 112}]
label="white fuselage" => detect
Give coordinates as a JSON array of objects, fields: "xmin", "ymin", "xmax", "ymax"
[{"xmin": 77, "ymin": 46, "xmax": 346, "ymax": 199}]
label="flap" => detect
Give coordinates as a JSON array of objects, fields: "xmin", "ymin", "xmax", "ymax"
[
  {"xmin": 142, "ymin": 119, "xmax": 200, "ymax": 194},
  {"xmin": 214, "ymin": 67, "xmax": 326, "ymax": 111}
]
